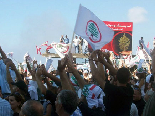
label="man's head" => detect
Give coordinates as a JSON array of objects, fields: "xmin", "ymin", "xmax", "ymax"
[
  {"xmin": 19, "ymin": 100, "xmax": 43, "ymax": 116},
  {"xmin": 55, "ymin": 90, "xmax": 78, "ymax": 115},
  {"xmin": 11, "ymin": 80, "xmax": 28, "ymax": 93},
  {"xmin": 83, "ymin": 70, "xmax": 88, "ymax": 77},
  {"xmin": 116, "ymin": 67, "xmax": 131, "ymax": 84}
]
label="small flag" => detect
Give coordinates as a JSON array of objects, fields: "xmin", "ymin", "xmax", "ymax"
[
  {"xmin": 36, "ymin": 46, "xmax": 41, "ymax": 55},
  {"xmin": 24, "ymin": 52, "xmax": 33, "ymax": 63},
  {"xmin": 46, "ymin": 44, "xmax": 53, "ymax": 50},
  {"xmin": 147, "ymin": 42, "xmax": 149, "ymax": 48},
  {"xmin": 41, "ymin": 41, "xmax": 48, "ymax": 47}
]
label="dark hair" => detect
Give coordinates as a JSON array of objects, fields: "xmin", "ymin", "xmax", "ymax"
[
  {"xmin": 9, "ymin": 92, "xmax": 25, "ymax": 109},
  {"xmin": 58, "ymin": 90, "xmax": 78, "ymax": 115},
  {"xmin": 22, "ymin": 100, "xmax": 43, "ymax": 116},
  {"xmin": 116, "ymin": 67, "xmax": 130, "ymax": 84}
]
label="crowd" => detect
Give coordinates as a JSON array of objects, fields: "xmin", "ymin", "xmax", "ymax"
[{"xmin": 0, "ymin": 45, "xmax": 155, "ymax": 116}]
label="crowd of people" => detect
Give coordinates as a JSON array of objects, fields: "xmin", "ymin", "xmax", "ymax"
[{"xmin": 0, "ymin": 45, "xmax": 155, "ymax": 116}]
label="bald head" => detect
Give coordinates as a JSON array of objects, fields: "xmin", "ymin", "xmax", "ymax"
[{"xmin": 19, "ymin": 100, "xmax": 43, "ymax": 116}]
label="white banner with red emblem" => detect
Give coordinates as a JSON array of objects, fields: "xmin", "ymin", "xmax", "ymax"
[
  {"xmin": 74, "ymin": 4, "xmax": 114, "ymax": 50},
  {"xmin": 51, "ymin": 42, "xmax": 70, "ymax": 58}
]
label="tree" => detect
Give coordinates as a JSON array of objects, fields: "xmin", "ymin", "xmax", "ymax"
[
  {"xmin": 119, "ymin": 33, "xmax": 130, "ymax": 51},
  {"xmin": 88, "ymin": 22, "xmax": 99, "ymax": 38}
]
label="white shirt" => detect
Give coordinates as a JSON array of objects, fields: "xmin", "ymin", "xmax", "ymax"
[
  {"xmin": 73, "ymin": 38, "xmax": 81, "ymax": 46},
  {"xmin": 130, "ymin": 103, "xmax": 138, "ymax": 116},
  {"xmin": 83, "ymin": 39, "xmax": 88, "ymax": 46},
  {"xmin": 28, "ymin": 80, "xmax": 38, "ymax": 100},
  {"xmin": 136, "ymin": 81, "xmax": 145, "ymax": 96},
  {"xmin": 146, "ymin": 74, "xmax": 152, "ymax": 83}
]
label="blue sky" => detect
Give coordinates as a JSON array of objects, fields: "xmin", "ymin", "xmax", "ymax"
[{"xmin": 0, "ymin": 0, "xmax": 155, "ymax": 68}]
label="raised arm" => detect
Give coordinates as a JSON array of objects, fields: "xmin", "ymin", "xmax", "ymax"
[
  {"xmin": 36, "ymin": 66, "xmax": 47, "ymax": 95},
  {"xmin": 89, "ymin": 50, "xmax": 106, "ymax": 90},
  {"xmin": 98, "ymin": 51, "xmax": 117, "ymax": 75},
  {"xmin": 66, "ymin": 53, "xmax": 87, "ymax": 89},
  {"xmin": 26, "ymin": 58, "xmax": 36, "ymax": 81},
  {"xmin": 57, "ymin": 56, "xmax": 73, "ymax": 91},
  {"xmin": 6, "ymin": 62, "xmax": 14, "ymax": 93},
  {"xmin": 41, "ymin": 64, "xmax": 61, "ymax": 83},
  {"xmin": 7, "ymin": 59, "xmax": 22, "ymax": 81}
]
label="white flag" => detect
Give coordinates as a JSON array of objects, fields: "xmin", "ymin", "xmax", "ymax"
[
  {"xmin": 51, "ymin": 42, "xmax": 70, "ymax": 58},
  {"xmin": 74, "ymin": 5, "xmax": 114, "ymax": 50},
  {"xmin": 45, "ymin": 57, "xmax": 53, "ymax": 71},
  {"xmin": 24, "ymin": 52, "xmax": 33, "ymax": 63}
]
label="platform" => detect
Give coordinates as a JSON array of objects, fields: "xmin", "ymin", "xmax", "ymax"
[{"xmin": 42, "ymin": 52, "xmax": 90, "ymax": 58}]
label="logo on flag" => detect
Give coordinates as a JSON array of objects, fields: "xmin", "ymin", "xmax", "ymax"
[
  {"xmin": 51, "ymin": 43, "xmax": 70, "ymax": 58},
  {"xmin": 55, "ymin": 44, "xmax": 69, "ymax": 53},
  {"xmin": 86, "ymin": 20, "xmax": 102, "ymax": 43}
]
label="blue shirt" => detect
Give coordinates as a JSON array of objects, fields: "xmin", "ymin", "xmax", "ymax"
[
  {"xmin": 0, "ymin": 97, "xmax": 12, "ymax": 116},
  {"xmin": 0, "ymin": 60, "xmax": 16, "ymax": 94},
  {"xmin": 63, "ymin": 38, "xmax": 69, "ymax": 44}
]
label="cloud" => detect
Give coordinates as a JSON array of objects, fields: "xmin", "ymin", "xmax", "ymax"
[{"xmin": 128, "ymin": 7, "xmax": 147, "ymax": 24}]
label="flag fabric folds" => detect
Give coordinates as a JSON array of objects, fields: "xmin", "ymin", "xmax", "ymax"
[
  {"xmin": 74, "ymin": 4, "xmax": 114, "ymax": 50},
  {"xmin": 41, "ymin": 41, "xmax": 48, "ymax": 47},
  {"xmin": 24, "ymin": 52, "xmax": 33, "ymax": 63},
  {"xmin": 51, "ymin": 43, "xmax": 70, "ymax": 58},
  {"xmin": 46, "ymin": 45, "xmax": 53, "ymax": 50}
]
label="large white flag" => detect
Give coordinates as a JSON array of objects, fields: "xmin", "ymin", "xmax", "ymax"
[{"xmin": 74, "ymin": 5, "xmax": 114, "ymax": 50}]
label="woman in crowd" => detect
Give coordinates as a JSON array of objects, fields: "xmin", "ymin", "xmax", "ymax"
[{"xmin": 9, "ymin": 92, "xmax": 25, "ymax": 116}]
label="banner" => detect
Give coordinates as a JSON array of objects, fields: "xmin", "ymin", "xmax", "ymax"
[
  {"xmin": 102, "ymin": 21, "xmax": 133, "ymax": 55},
  {"xmin": 88, "ymin": 21, "xmax": 133, "ymax": 55},
  {"xmin": 74, "ymin": 5, "xmax": 114, "ymax": 50}
]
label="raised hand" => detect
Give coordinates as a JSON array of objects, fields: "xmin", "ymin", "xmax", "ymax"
[
  {"xmin": 36, "ymin": 66, "xmax": 43, "ymax": 77},
  {"xmin": 57, "ymin": 56, "xmax": 67, "ymax": 72},
  {"xmin": 40, "ymin": 64, "xmax": 47, "ymax": 75},
  {"xmin": 66, "ymin": 54, "xmax": 75, "ymax": 73}
]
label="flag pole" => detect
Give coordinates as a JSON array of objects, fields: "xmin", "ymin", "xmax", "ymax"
[
  {"xmin": 69, "ymin": 4, "xmax": 81, "ymax": 53},
  {"xmin": 69, "ymin": 32, "xmax": 75, "ymax": 53}
]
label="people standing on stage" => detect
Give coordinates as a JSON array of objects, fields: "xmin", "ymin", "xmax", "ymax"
[
  {"xmin": 83, "ymin": 39, "xmax": 88, "ymax": 54},
  {"xmin": 73, "ymin": 35, "xmax": 81, "ymax": 53},
  {"xmin": 79, "ymin": 36, "xmax": 83, "ymax": 54},
  {"xmin": 63, "ymin": 35, "xmax": 69, "ymax": 44},
  {"xmin": 60, "ymin": 35, "xmax": 64, "ymax": 43}
]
